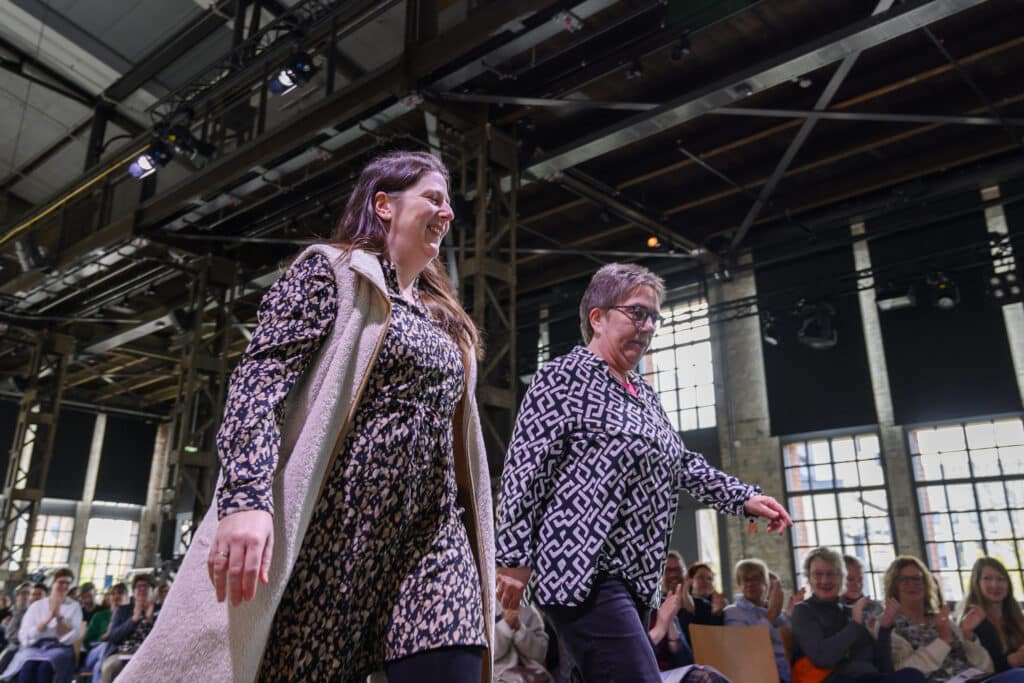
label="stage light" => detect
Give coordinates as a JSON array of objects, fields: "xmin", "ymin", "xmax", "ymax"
[
  {"xmin": 761, "ymin": 313, "xmax": 780, "ymax": 347},
  {"xmin": 268, "ymin": 52, "xmax": 316, "ymax": 95},
  {"xmin": 925, "ymin": 272, "xmax": 959, "ymax": 310},
  {"xmin": 670, "ymin": 35, "xmax": 692, "ymax": 61},
  {"xmin": 796, "ymin": 300, "xmax": 837, "ymax": 350},
  {"xmin": 647, "ymin": 236, "xmax": 661, "ymax": 248},
  {"xmin": 988, "ymin": 271, "xmax": 1022, "ymax": 302},
  {"xmin": 128, "ymin": 139, "xmax": 173, "ymax": 179},
  {"xmin": 875, "ymin": 281, "xmax": 916, "ymax": 312}
]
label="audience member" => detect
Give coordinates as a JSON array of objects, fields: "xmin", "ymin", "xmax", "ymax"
[
  {"xmin": 100, "ymin": 574, "xmax": 159, "ymax": 683},
  {"xmin": 83, "ymin": 582, "xmax": 127, "ymax": 671},
  {"xmin": 679, "ymin": 562, "xmax": 725, "ymax": 640},
  {"xmin": 27, "ymin": 586, "xmax": 44, "ymax": 605},
  {"xmin": 771, "ymin": 571, "xmax": 805, "ymax": 619},
  {"xmin": 791, "ymin": 546, "xmax": 925, "ymax": 682},
  {"xmin": 885, "ymin": 556, "xmax": 992, "ymax": 681},
  {"xmin": 0, "ymin": 584, "xmax": 32, "ymax": 671},
  {"xmin": 494, "ymin": 599, "xmax": 552, "ymax": 683},
  {"xmin": 3, "ymin": 568, "xmax": 83, "ymax": 683},
  {"xmin": 954, "ymin": 557, "xmax": 1024, "ymax": 680},
  {"xmin": 77, "ymin": 583, "xmax": 98, "ymax": 624},
  {"xmin": 651, "ymin": 551, "xmax": 693, "ymax": 671},
  {"xmin": 724, "ymin": 558, "xmax": 790, "ymax": 682},
  {"xmin": 844, "ymin": 556, "xmax": 883, "ymax": 621},
  {"xmin": 153, "ymin": 581, "xmax": 170, "ymax": 608}
]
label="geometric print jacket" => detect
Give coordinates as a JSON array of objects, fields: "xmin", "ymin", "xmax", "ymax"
[{"xmin": 496, "ymin": 345, "xmax": 760, "ymax": 608}]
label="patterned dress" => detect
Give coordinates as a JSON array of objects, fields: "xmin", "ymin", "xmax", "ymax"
[{"xmin": 215, "ymin": 253, "xmax": 485, "ymax": 683}]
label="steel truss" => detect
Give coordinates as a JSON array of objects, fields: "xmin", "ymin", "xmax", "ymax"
[{"xmin": 0, "ymin": 332, "xmax": 73, "ymax": 579}]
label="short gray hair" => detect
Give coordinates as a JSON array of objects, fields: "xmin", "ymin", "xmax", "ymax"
[
  {"xmin": 579, "ymin": 263, "xmax": 666, "ymax": 343},
  {"xmin": 803, "ymin": 546, "xmax": 845, "ymax": 580},
  {"xmin": 734, "ymin": 558, "xmax": 769, "ymax": 586}
]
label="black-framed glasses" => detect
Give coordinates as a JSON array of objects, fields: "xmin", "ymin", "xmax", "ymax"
[{"xmin": 608, "ymin": 305, "xmax": 664, "ymax": 326}]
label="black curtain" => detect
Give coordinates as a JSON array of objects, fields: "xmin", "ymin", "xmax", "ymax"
[{"xmin": 95, "ymin": 416, "xmax": 158, "ymax": 505}]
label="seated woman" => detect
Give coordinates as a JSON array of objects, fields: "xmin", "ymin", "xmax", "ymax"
[
  {"xmin": 723, "ymin": 558, "xmax": 790, "ymax": 683},
  {"xmin": 1, "ymin": 568, "xmax": 83, "ymax": 683},
  {"xmin": 494, "ymin": 600, "xmax": 552, "ymax": 683},
  {"xmin": 678, "ymin": 562, "xmax": 725, "ymax": 641},
  {"xmin": 791, "ymin": 546, "xmax": 925, "ymax": 683},
  {"xmin": 885, "ymin": 555, "xmax": 992, "ymax": 681},
  {"xmin": 953, "ymin": 557, "xmax": 1024, "ymax": 682}
]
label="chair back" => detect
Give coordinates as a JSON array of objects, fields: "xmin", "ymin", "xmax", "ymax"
[{"xmin": 689, "ymin": 624, "xmax": 779, "ymax": 683}]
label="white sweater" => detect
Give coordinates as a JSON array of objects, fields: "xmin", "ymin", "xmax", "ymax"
[{"xmin": 19, "ymin": 598, "xmax": 82, "ymax": 647}]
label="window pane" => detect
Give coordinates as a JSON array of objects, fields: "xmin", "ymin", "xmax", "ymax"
[{"xmin": 911, "ymin": 418, "xmax": 1024, "ymax": 597}]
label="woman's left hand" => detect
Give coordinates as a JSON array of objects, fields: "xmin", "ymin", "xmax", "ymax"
[{"xmin": 743, "ymin": 495, "xmax": 793, "ymax": 534}]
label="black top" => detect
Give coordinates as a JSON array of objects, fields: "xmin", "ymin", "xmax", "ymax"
[
  {"xmin": 974, "ymin": 619, "xmax": 1010, "ymax": 672},
  {"xmin": 791, "ymin": 595, "xmax": 894, "ymax": 677}
]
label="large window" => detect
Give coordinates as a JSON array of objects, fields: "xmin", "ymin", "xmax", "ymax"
[
  {"xmin": 911, "ymin": 417, "xmax": 1024, "ymax": 602},
  {"xmin": 28, "ymin": 515, "xmax": 75, "ymax": 571},
  {"xmin": 644, "ymin": 298, "xmax": 715, "ymax": 432},
  {"xmin": 783, "ymin": 433, "xmax": 897, "ymax": 597},
  {"xmin": 79, "ymin": 517, "xmax": 140, "ymax": 588}
]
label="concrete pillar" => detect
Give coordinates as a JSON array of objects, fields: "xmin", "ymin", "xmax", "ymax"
[
  {"xmin": 707, "ymin": 252, "xmax": 791, "ymax": 591},
  {"xmin": 851, "ymin": 222, "xmax": 923, "ymax": 557},
  {"xmin": 137, "ymin": 423, "xmax": 171, "ymax": 566},
  {"xmin": 68, "ymin": 414, "xmax": 105, "ymax": 577}
]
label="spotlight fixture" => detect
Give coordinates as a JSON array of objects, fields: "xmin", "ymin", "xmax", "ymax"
[
  {"xmin": 796, "ymin": 300, "xmax": 837, "ymax": 350},
  {"xmin": 988, "ymin": 270, "xmax": 1022, "ymax": 302},
  {"xmin": 670, "ymin": 35, "xmax": 692, "ymax": 61},
  {"xmin": 165, "ymin": 126, "xmax": 216, "ymax": 166},
  {"xmin": 268, "ymin": 51, "xmax": 317, "ymax": 95},
  {"xmin": 625, "ymin": 60, "xmax": 644, "ymax": 80},
  {"xmin": 925, "ymin": 272, "xmax": 960, "ymax": 310},
  {"xmin": 875, "ymin": 281, "xmax": 916, "ymax": 312},
  {"xmin": 128, "ymin": 139, "xmax": 173, "ymax": 179},
  {"xmin": 761, "ymin": 313, "xmax": 780, "ymax": 347},
  {"xmin": 646, "ymin": 236, "xmax": 661, "ymax": 249}
]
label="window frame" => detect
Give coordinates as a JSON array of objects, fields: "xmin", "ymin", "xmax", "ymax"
[{"xmin": 781, "ymin": 426, "xmax": 899, "ymax": 598}]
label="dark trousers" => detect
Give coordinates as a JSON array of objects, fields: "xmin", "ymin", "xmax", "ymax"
[
  {"xmin": 541, "ymin": 574, "xmax": 661, "ymax": 683},
  {"xmin": 17, "ymin": 661, "xmax": 56, "ymax": 683},
  {"xmin": 385, "ymin": 645, "xmax": 484, "ymax": 683}
]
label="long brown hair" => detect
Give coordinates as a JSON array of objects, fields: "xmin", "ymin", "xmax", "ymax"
[
  {"xmin": 956, "ymin": 557, "xmax": 1024, "ymax": 653},
  {"xmin": 329, "ymin": 150, "xmax": 481, "ymax": 360}
]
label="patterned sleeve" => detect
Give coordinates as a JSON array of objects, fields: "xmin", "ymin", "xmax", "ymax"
[
  {"xmin": 214, "ymin": 253, "xmax": 337, "ymax": 519},
  {"xmin": 676, "ymin": 447, "xmax": 761, "ymax": 516},
  {"xmin": 495, "ymin": 363, "xmax": 572, "ymax": 567}
]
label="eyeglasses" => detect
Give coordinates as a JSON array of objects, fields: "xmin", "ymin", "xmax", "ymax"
[
  {"xmin": 896, "ymin": 575, "xmax": 924, "ymax": 584},
  {"xmin": 608, "ymin": 305, "xmax": 664, "ymax": 326},
  {"xmin": 810, "ymin": 571, "xmax": 840, "ymax": 581}
]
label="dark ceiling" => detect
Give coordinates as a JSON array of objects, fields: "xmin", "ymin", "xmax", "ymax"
[{"xmin": 0, "ymin": 0, "xmax": 1022, "ymax": 418}]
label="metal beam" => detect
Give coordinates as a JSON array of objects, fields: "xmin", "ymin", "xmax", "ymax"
[
  {"xmin": 437, "ymin": 92, "xmax": 1024, "ymax": 127},
  {"xmin": 730, "ymin": 0, "xmax": 896, "ymax": 250},
  {"xmin": 522, "ymin": 0, "xmax": 985, "ymax": 186}
]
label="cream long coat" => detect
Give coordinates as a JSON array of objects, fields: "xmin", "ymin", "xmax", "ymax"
[{"xmin": 119, "ymin": 246, "xmax": 495, "ymax": 683}]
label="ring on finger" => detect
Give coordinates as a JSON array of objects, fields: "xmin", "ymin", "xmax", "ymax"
[{"xmin": 215, "ymin": 550, "xmax": 229, "ymax": 558}]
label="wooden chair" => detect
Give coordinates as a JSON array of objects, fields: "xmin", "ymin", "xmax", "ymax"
[
  {"xmin": 689, "ymin": 624, "xmax": 780, "ymax": 683},
  {"xmin": 778, "ymin": 625, "xmax": 794, "ymax": 665}
]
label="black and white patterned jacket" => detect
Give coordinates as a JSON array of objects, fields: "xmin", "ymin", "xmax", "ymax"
[{"xmin": 495, "ymin": 345, "xmax": 760, "ymax": 608}]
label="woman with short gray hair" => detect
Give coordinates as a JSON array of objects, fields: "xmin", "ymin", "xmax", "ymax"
[{"xmin": 495, "ymin": 262, "xmax": 791, "ymax": 683}]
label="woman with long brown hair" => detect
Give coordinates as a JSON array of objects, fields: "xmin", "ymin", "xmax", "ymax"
[
  {"xmin": 955, "ymin": 557, "xmax": 1024, "ymax": 680},
  {"xmin": 120, "ymin": 150, "xmax": 495, "ymax": 683}
]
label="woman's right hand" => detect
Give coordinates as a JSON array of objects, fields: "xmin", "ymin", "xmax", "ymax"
[{"xmin": 207, "ymin": 510, "xmax": 274, "ymax": 606}]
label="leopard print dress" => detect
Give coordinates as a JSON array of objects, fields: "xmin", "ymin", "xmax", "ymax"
[{"xmin": 228, "ymin": 254, "xmax": 485, "ymax": 682}]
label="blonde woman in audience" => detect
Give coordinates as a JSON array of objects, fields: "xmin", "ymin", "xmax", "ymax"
[
  {"xmin": 885, "ymin": 555, "xmax": 992, "ymax": 681},
  {"xmin": 953, "ymin": 557, "xmax": 1024, "ymax": 681},
  {"xmin": 723, "ymin": 558, "xmax": 790, "ymax": 682}
]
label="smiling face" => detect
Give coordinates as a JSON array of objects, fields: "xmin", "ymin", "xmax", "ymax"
[
  {"xmin": 809, "ymin": 558, "xmax": 842, "ymax": 601},
  {"xmin": 52, "ymin": 575, "xmax": 72, "ymax": 599},
  {"xmin": 664, "ymin": 556, "xmax": 684, "ymax": 593},
  {"xmin": 375, "ymin": 171, "xmax": 453, "ymax": 276},
  {"xmin": 739, "ymin": 570, "xmax": 767, "ymax": 604},
  {"xmin": 587, "ymin": 285, "xmax": 659, "ymax": 377},
  {"xmin": 691, "ymin": 567, "xmax": 716, "ymax": 599},
  {"xmin": 894, "ymin": 564, "xmax": 926, "ymax": 607},
  {"xmin": 978, "ymin": 565, "xmax": 1009, "ymax": 605},
  {"xmin": 844, "ymin": 562, "xmax": 863, "ymax": 600}
]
